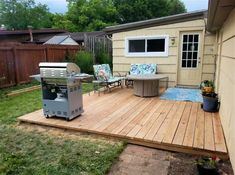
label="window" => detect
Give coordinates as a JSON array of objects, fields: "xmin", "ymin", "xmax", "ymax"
[
  {"xmin": 181, "ymin": 34, "xmax": 199, "ymax": 68},
  {"xmin": 125, "ymin": 35, "xmax": 169, "ymax": 57}
]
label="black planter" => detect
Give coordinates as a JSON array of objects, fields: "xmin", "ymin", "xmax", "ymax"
[
  {"xmin": 202, "ymin": 95, "xmax": 219, "ymax": 112},
  {"xmin": 197, "ymin": 164, "xmax": 219, "ymax": 175}
]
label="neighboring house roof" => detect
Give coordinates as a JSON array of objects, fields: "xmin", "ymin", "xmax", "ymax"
[
  {"xmin": 44, "ymin": 35, "xmax": 78, "ymax": 45},
  {"xmin": 44, "ymin": 35, "xmax": 69, "ymax": 44},
  {"xmin": 207, "ymin": 0, "xmax": 235, "ymax": 32},
  {"xmin": 0, "ymin": 28, "xmax": 66, "ymax": 36},
  {"xmin": 104, "ymin": 10, "xmax": 207, "ymax": 34}
]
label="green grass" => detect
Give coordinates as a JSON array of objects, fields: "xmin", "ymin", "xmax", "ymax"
[
  {"xmin": 0, "ymin": 126, "xmax": 124, "ymax": 175},
  {"xmin": 0, "ymin": 83, "xmax": 124, "ymax": 175},
  {"xmin": 0, "ymin": 80, "xmax": 39, "ymax": 99},
  {"xmin": 0, "ymin": 83, "xmax": 93, "ymax": 125}
]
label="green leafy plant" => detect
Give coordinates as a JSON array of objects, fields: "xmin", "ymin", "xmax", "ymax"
[
  {"xmin": 95, "ymin": 46, "xmax": 112, "ymax": 70},
  {"xmin": 195, "ymin": 157, "xmax": 218, "ymax": 169},
  {"xmin": 200, "ymin": 80, "xmax": 217, "ymax": 97},
  {"xmin": 200, "ymin": 80, "xmax": 214, "ymax": 89},
  {"xmin": 195, "ymin": 157, "xmax": 220, "ymax": 175},
  {"xmin": 73, "ymin": 51, "xmax": 94, "ymax": 74}
]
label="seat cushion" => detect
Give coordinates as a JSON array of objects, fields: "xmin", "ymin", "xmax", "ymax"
[{"xmin": 93, "ymin": 64, "xmax": 112, "ymax": 81}]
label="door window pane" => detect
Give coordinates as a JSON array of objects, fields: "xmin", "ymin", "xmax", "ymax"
[
  {"xmin": 183, "ymin": 44, "xmax": 187, "ymax": 51},
  {"xmin": 192, "ymin": 60, "xmax": 197, "ymax": 67},
  {"xmin": 147, "ymin": 39, "xmax": 165, "ymax": 52},
  {"xmin": 183, "ymin": 35, "xmax": 188, "ymax": 42},
  {"xmin": 182, "ymin": 52, "xmax": 187, "ymax": 59},
  {"xmin": 189, "ymin": 35, "xmax": 193, "ymax": 42},
  {"xmin": 188, "ymin": 43, "xmax": 193, "ymax": 51},
  {"xmin": 129, "ymin": 40, "xmax": 145, "ymax": 52},
  {"xmin": 188, "ymin": 52, "xmax": 192, "ymax": 60},
  {"xmin": 187, "ymin": 60, "xmax": 192, "ymax": 67},
  {"xmin": 182, "ymin": 60, "xmax": 186, "ymax": 67},
  {"xmin": 194, "ymin": 35, "xmax": 199, "ymax": 42},
  {"xmin": 193, "ymin": 52, "xmax": 198, "ymax": 59}
]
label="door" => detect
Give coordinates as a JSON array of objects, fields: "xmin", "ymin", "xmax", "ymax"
[{"xmin": 177, "ymin": 32, "xmax": 202, "ymax": 86}]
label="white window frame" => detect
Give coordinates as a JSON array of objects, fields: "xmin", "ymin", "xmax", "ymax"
[
  {"xmin": 180, "ymin": 33, "xmax": 200, "ymax": 69},
  {"xmin": 125, "ymin": 35, "xmax": 169, "ymax": 57}
]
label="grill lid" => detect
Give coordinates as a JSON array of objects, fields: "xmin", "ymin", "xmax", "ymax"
[{"xmin": 39, "ymin": 62, "xmax": 80, "ymax": 78}]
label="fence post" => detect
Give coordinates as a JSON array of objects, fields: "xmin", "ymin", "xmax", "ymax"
[{"xmin": 13, "ymin": 46, "xmax": 20, "ymax": 84}]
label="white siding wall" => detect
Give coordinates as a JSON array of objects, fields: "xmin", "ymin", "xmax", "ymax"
[
  {"xmin": 112, "ymin": 19, "xmax": 216, "ymax": 87},
  {"xmin": 215, "ymin": 8, "xmax": 235, "ymax": 170}
]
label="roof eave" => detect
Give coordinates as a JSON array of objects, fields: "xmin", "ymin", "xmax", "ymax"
[
  {"xmin": 104, "ymin": 10, "xmax": 207, "ymax": 34},
  {"xmin": 207, "ymin": 0, "xmax": 235, "ymax": 33}
]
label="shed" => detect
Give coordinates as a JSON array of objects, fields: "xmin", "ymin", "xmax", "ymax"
[
  {"xmin": 104, "ymin": 10, "xmax": 216, "ymax": 87},
  {"xmin": 44, "ymin": 35, "xmax": 79, "ymax": 45}
]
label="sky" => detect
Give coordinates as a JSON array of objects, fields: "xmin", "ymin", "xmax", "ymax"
[{"xmin": 35, "ymin": 0, "xmax": 208, "ymax": 14}]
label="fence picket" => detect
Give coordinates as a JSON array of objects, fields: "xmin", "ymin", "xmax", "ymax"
[{"xmin": 0, "ymin": 44, "xmax": 81, "ymax": 88}]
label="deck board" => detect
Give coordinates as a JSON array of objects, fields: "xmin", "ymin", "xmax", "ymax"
[
  {"xmin": 18, "ymin": 88, "xmax": 228, "ymax": 158},
  {"xmin": 172, "ymin": 102, "xmax": 192, "ymax": 145}
]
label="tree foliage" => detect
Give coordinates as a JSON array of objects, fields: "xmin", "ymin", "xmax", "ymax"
[
  {"xmin": 52, "ymin": 13, "xmax": 77, "ymax": 32},
  {"xmin": 0, "ymin": 0, "xmax": 52, "ymax": 30},
  {"xmin": 113, "ymin": 0, "xmax": 186, "ymax": 23},
  {"xmin": 56, "ymin": 0, "xmax": 186, "ymax": 31},
  {"xmin": 65, "ymin": 0, "xmax": 119, "ymax": 32},
  {"xmin": 0, "ymin": 0, "xmax": 186, "ymax": 31}
]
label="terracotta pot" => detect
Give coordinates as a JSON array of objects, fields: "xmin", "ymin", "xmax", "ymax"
[{"xmin": 202, "ymin": 87, "xmax": 213, "ymax": 93}]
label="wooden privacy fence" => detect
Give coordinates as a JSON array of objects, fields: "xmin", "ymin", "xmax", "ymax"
[
  {"xmin": 0, "ymin": 44, "xmax": 81, "ymax": 88},
  {"xmin": 84, "ymin": 35, "xmax": 112, "ymax": 63}
]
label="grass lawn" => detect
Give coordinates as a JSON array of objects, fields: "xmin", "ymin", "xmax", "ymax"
[{"xmin": 0, "ymin": 83, "xmax": 124, "ymax": 175}]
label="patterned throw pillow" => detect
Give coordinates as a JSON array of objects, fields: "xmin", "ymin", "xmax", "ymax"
[
  {"xmin": 130, "ymin": 64, "xmax": 141, "ymax": 75},
  {"xmin": 98, "ymin": 69, "xmax": 108, "ymax": 81}
]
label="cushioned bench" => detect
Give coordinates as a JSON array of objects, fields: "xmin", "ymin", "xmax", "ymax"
[{"xmin": 126, "ymin": 63, "xmax": 157, "ymax": 87}]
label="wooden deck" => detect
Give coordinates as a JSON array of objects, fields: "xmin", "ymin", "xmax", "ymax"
[{"xmin": 18, "ymin": 88, "xmax": 228, "ymax": 158}]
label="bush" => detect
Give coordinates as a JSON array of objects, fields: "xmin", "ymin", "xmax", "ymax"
[
  {"xmin": 95, "ymin": 48, "xmax": 112, "ymax": 70},
  {"xmin": 73, "ymin": 51, "xmax": 94, "ymax": 74}
]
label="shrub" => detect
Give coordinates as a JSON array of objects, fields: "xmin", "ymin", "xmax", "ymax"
[
  {"xmin": 74, "ymin": 51, "xmax": 94, "ymax": 74},
  {"xmin": 95, "ymin": 48, "xmax": 112, "ymax": 70}
]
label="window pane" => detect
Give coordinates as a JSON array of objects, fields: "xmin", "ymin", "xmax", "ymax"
[
  {"xmin": 129, "ymin": 40, "xmax": 145, "ymax": 52},
  {"xmin": 193, "ymin": 52, "xmax": 198, "ymax": 59},
  {"xmin": 194, "ymin": 35, "xmax": 199, "ymax": 42},
  {"xmin": 188, "ymin": 43, "xmax": 193, "ymax": 51},
  {"xmin": 189, "ymin": 35, "xmax": 193, "ymax": 42},
  {"xmin": 187, "ymin": 60, "xmax": 192, "ymax": 67},
  {"xmin": 183, "ymin": 44, "xmax": 187, "ymax": 51},
  {"xmin": 183, "ymin": 35, "xmax": 188, "ymax": 42},
  {"xmin": 182, "ymin": 60, "xmax": 186, "ymax": 67},
  {"xmin": 194, "ymin": 44, "xmax": 198, "ymax": 51},
  {"xmin": 182, "ymin": 52, "xmax": 187, "ymax": 59},
  {"xmin": 147, "ymin": 39, "xmax": 165, "ymax": 52},
  {"xmin": 188, "ymin": 52, "xmax": 192, "ymax": 60},
  {"xmin": 192, "ymin": 60, "xmax": 197, "ymax": 67}
]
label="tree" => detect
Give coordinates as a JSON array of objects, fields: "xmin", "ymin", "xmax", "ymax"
[
  {"xmin": 113, "ymin": 0, "xmax": 186, "ymax": 24},
  {"xmin": 65, "ymin": 0, "xmax": 119, "ymax": 32},
  {"xmin": 0, "ymin": 0, "xmax": 53, "ymax": 30},
  {"xmin": 52, "ymin": 13, "xmax": 77, "ymax": 32},
  {"xmin": 54, "ymin": 0, "xmax": 186, "ymax": 32}
]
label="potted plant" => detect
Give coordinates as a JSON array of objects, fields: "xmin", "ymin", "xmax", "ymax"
[
  {"xmin": 200, "ymin": 80, "xmax": 219, "ymax": 112},
  {"xmin": 195, "ymin": 157, "xmax": 219, "ymax": 175}
]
